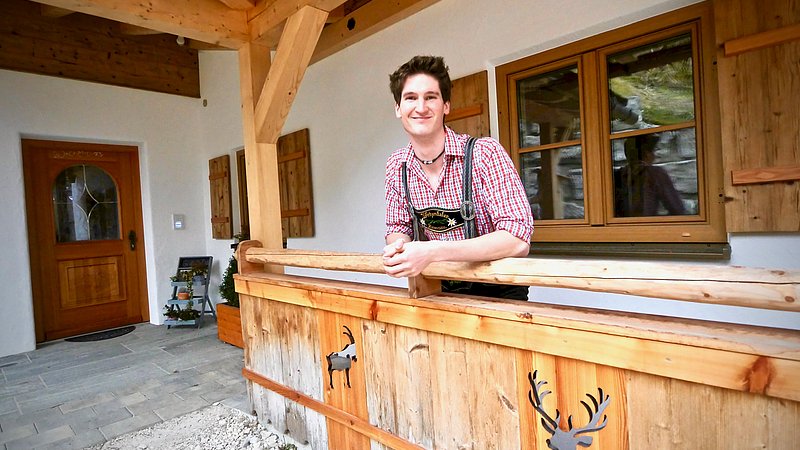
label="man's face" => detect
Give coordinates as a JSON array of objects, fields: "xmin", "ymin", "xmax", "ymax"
[{"xmin": 395, "ymin": 73, "xmax": 450, "ymax": 140}]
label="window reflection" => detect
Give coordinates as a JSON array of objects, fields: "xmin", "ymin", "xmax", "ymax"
[
  {"xmin": 517, "ymin": 65, "xmax": 581, "ymax": 148},
  {"xmin": 520, "ymin": 146, "xmax": 584, "ymax": 220},
  {"xmin": 52, "ymin": 165, "xmax": 120, "ymax": 242},
  {"xmin": 612, "ymin": 131, "xmax": 698, "ymax": 217},
  {"xmin": 607, "ymin": 34, "xmax": 695, "ymax": 133}
]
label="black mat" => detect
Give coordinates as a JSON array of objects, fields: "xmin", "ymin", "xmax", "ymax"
[{"xmin": 65, "ymin": 325, "xmax": 135, "ymax": 342}]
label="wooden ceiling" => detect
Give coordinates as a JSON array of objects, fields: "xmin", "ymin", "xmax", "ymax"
[{"xmin": 1, "ymin": 0, "xmax": 439, "ymax": 96}]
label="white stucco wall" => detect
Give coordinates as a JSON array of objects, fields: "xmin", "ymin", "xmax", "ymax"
[
  {"xmin": 1, "ymin": 0, "xmax": 797, "ymax": 358},
  {"xmin": 0, "ymin": 69, "xmax": 213, "ymax": 357}
]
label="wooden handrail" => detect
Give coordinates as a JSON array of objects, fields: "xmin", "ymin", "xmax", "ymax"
[{"xmin": 240, "ymin": 245, "xmax": 800, "ymax": 312}]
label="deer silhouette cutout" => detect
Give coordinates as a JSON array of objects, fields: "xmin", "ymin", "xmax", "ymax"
[
  {"xmin": 528, "ymin": 370, "xmax": 611, "ymax": 449},
  {"xmin": 326, "ymin": 325, "xmax": 357, "ymax": 389}
]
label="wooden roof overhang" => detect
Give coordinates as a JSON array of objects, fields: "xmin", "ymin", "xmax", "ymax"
[{"xmin": 30, "ymin": 0, "xmax": 440, "ymax": 261}]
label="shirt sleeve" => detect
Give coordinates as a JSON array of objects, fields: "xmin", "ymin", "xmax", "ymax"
[
  {"xmin": 384, "ymin": 156, "xmax": 413, "ymax": 238},
  {"xmin": 476, "ymin": 138, "xmax": 534, "ymax": 242}
]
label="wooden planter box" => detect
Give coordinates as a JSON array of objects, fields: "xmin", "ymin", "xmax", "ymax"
[{"xmin": 216, "ymin": 302, "xmax": 243, "ymax": 348}]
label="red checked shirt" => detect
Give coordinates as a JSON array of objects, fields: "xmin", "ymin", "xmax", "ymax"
[{"xmin": 385, "ymin": 127, "xmax": 534, "ymax": 242}]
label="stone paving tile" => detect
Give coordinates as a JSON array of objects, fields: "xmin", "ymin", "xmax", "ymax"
[
  {"xmin": 0, "ymin": 422, "xmax": 35, "ymax": 445},
  {"xmin": 98, "ymin": 410, "xmax": 161, "ymax": 441},
  {"xmin": 70, "ymin": 406, "xmax": 132, "ymax": 434},
  {"xmin": 0, "ymin": 405, "xmax": 63, "ymax": 432},
  {"xmin": 200, "ymin": 381, "xmax": 247, "ymax": 404},
  {"xmin": 115, "ymin": 392, "xmax": 147, "ymax": 407},
  {"xmin": 35, "ymin": 429, "xmax": 105, "ymax": 450},
  {"xmin": 59, "ymin": 391, "xmax": 116, "ymax": 414},
  {"xmin": 3, "ymin": 344, "xmax": 132, "ymax": 383},
  {"xmin": 4, "ymin": 424, "xmax": 74, "ymax": 450},
  {"xmin": 172, "ymin": 379, "xmax": 224, "ymax": 400},
  {"xmin": 0, "ymin": 376, "xmax": 46, "ymax": 400},
  {"xmin": 33, "ymin": 405, "xmax": 93, "ymax": 432},
  {"xmin": 0, "ymin": 396, "xmax": 17, "ymax": 416},
  {"xmin": 152, "ymin": 394, "xmax": 210, "ymax": 421},
  {"xmin": 124, "ymin": 393, "xmax": 182, "ymax": 417}
]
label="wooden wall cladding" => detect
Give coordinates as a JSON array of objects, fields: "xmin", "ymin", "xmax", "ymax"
[
  {"xmin": 277, "ymin": 128, "xmax": 314, "ymax": 238},
  {"xmin": 209, "ymin": 154, "xmax": 233, "ymax": 239},
  {"xmin": 715, "ymin": 0, "xmax": 800, "ymax": 231},
  {"xmin": 0, "ymin": 0, "xmax": 200, "ymax": 97},
  {"xmin": 445, "ymin": 70, "xmax": 490, "ymax": 137},
  {"xmin": 236, "ymin": 274, "xmax": 800, "ymax": 449}
]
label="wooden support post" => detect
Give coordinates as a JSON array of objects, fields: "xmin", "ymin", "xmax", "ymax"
[
  {"xmin": 408, "ymin": 275, "xmax": 441, "ymax": 298},
  {"xmin": 238, "ymin": 42, "xmax": 284, "ymax": 273}
]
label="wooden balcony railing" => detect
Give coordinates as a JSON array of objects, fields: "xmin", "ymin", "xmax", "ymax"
[{"xmin": 236, "ymin": 240, "xmax": 800, "ymax": 312}]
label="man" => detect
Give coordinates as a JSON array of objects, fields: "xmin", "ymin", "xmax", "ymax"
[{"xmin": 382, "ymin": 55, "xmax": 534, "ymax": 300}]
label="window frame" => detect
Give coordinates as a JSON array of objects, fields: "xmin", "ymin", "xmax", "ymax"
[{"xmin": 496, "ymin": 2, "xmax": 725, "ymax": 244}]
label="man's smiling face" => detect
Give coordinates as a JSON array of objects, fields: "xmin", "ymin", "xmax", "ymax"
[{"xmin": 395, "ymin": 73, "xmax": 450, "ymax": 141}]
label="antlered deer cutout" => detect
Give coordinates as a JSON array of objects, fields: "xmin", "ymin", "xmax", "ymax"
[{"xmin": 528, "ymin": 371, "xmax": 611, "ymax": 449}]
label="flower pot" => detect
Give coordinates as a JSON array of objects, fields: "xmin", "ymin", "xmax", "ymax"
[
  {"xmin": 217, "ymin": 302, "xmax": 243, "ymax": 348},
  {"xmin": 177, "ymin": 292, "xmax": 190, "ymax": 300}
]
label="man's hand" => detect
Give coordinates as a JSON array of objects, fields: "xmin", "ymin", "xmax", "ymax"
[{"xmin": 382, "ymin": 239, "xmax": 435, "ymax": 278}]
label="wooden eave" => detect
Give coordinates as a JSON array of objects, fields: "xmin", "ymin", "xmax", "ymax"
[{"xmin": 30, "ymin": 0, "xmax": 440, "ymax": 61}]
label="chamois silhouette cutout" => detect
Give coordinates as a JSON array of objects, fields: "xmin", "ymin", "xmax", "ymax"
[{"xmin": 326, "ymin": 325, "xmax": 357, "ymax": 389}]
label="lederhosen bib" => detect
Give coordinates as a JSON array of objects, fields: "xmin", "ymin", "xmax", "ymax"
[{"xmin": 401, "ymin": 137, "xmax": 528, "ymax": 301}]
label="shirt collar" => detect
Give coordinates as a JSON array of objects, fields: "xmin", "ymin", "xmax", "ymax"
[{"xmin": 404, "ymin": 126, "xmax": 464, "ymax": 163}]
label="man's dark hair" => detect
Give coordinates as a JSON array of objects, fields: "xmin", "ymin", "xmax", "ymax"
[{"xmin": 389, "ymin": 55, "xmax": 452, "ymax": 105}]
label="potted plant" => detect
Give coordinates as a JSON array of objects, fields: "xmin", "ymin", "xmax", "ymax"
[
  {"xmin": 166, "ymin": 262, "xmax": 209, "ymax": 328},
  {"xmin": 217, "ymin": 254, "xmax": 243, "ymax": 348}
]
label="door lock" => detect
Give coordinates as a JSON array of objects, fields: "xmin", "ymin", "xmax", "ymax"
[{"xmin": 128, "ymin": 230, "xmax": 137, "ymax": 251}]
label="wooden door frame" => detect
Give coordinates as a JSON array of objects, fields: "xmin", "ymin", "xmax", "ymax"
[{"xmin": 22, "ymin": 139, "xmax": 150, "ymax": 342}]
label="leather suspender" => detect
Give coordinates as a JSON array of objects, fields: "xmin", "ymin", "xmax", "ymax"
[{"xmin": 402, "ymin": 136, "xmax": 478, "ymax": 241}]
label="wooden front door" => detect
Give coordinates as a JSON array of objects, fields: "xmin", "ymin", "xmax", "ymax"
[{"xmin": 22, "ymin": 139, "xmax": 148, "ymax": 342}]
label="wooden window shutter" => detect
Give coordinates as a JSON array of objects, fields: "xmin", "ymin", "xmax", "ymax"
[
  {"xmin": 209, "ymin": 154, "xmax": 233, "ymax": 239},
  {"xmin": 278, "ymin": 128, "xmax": 314, "ymax": 238},
  {"xmin": 445, "ymin": 70, "xmax": 490, "ymax": 137},
  {"xmin": 235, "ymin": 149, "xmax": 249, "ymax": 238},
  {"xmin": 715, "ymin": 0, "xmax": 800, "ymax": 231}
]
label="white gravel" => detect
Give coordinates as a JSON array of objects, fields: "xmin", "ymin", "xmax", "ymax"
[{"xmin": 86, "ymin": 403, "xmax": 309, "ymax": 450}]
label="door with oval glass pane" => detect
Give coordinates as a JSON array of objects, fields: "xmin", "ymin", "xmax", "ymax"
[{"xmin": 22, "ymin": 139, "xmax": 148, "ymax": 342}]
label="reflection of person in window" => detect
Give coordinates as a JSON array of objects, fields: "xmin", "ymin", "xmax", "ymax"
[{"xmin": 614, "ymin": 135, "xmax": 685, "ymax": 217}]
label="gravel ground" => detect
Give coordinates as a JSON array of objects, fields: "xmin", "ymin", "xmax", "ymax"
[{"xmin": 86, "ymin": 404, "xmax": 310, "ymax": 450}]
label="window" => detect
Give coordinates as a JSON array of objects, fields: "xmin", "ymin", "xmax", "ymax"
[{"xmin": 496, "ymin": 3, "xmax": 725, "ymax": 244}]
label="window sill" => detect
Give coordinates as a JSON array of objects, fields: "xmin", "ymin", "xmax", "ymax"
[{"xmin": 528, "ymin": 242, "xmax": 731, "ymax": 260}]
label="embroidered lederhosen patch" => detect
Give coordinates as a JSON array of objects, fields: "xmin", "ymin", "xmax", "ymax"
[{"xmin": 413, "ymin": 206, "xmax": 465, "ymax": 233}]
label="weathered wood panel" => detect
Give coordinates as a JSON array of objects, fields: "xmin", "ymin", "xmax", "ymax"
[
  {"xmin": 209, "ymin": 155, "xmax": 233, "ymax": 239},
  {"xmin": 446, "ymin": 70, "xmax": 490, "ymax": 138},
  {"xmin": 236, "ymin": 274, "xmax": 800, "ymax": 448},
  {"xmin": 277, "ymin": 128, "xmax": 315, "ymax": 238},
  {"xmin": 715, "ymin": 0, "xmax": 800, "ymax": 231},
  {"xmin": 0, "ymin": 0, "xmax": 200, "ymax": 97}
]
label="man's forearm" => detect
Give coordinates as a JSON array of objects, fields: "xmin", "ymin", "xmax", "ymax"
[{"xmin": 422, "ymin": 230, "xmax": 530, "ymax": 263}]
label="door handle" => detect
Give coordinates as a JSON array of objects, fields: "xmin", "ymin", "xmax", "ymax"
[{"xmin": 128, "ymin": 230, "xmax": 137, "ymax": 251}]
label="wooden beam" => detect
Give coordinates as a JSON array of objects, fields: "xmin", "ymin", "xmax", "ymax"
[
  {"xmin": 731, "ymin": 165, "xmax": 800, "ymax": 185},
  {"xmin": 238, "ymin": 44, "xmax": 286, "ymax": 264},
  {"xmin": 218, "ymin": 0, "xmax": 256, "ymax": 9},
  {"xmin": 241, "ymin": 248, "xmax": 800, "ymax": 312},
  {"xmin": 254, "ymin": 6, "xmax": 328, "ymax": 143},
  {"xmin": 243, "ymin": 368, "xmax": 425, "ymax": 449},
  {"xmin": 118, "ymin": 23, "xmax": 162, "ymax": 35},
  {"xmin": 33, "ymin": 0, "xmax": 249, "ymax": 49},
  {"xmin": 724, "ymin": 23, "xmax": 800, "ymax": 56},
  {"xmin": 40, "ymin": 4, "xmax": 74, "ymax": 17},
  {"xmin": 249, "ymin": 0, "xmax": 347, "ymax": 45},
  {"xmin": 311, "ymin": 0, "xmax": 441, "ymax": 64}
]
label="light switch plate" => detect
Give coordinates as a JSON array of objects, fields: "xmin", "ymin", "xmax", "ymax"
[{"xmin": 172, "ymin": 214, "xmax": 185, "ymax": 230}]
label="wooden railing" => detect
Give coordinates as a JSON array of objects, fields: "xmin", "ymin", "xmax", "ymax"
[{"xmin": 236, "ymin": 240, "xmax": 800, "ymax": 313}]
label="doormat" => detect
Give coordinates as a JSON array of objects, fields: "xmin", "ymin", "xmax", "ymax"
[{"xmin": 65, "ymin": 325, "xmax": 135, "ymax": 342}]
